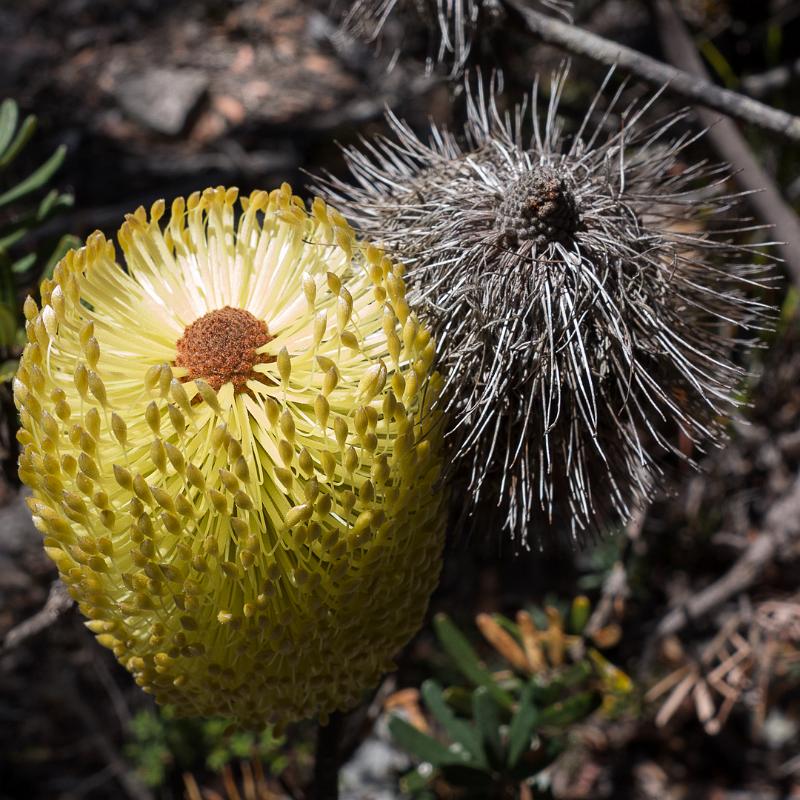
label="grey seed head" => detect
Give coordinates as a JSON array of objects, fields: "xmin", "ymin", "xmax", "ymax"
[
  {"xmin": 313, "ymin": 67, "xmax": 776, "ymax": 550},
  {"xmin": 339, "ymin": 0, "xmax": 570, "ymax": 74}
]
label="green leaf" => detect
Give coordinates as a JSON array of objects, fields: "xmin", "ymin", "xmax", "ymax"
[
  {"xmin": 0, "ymin": 304, "xmax": 18, "ymax": 347},
  {"xmin": 40, "ymin": 233, "xmax": 81, "ymax": 280},
  {"xmin": 433, "ymin": 614, "xmax": 515, "ymax": 710},
  {"xmin": 0, "ymin": 223, "xmax": 30, "ymax": 252},
  {"xmin": 400, "ymin": 766, "xmax": 435, "ymax": 794},
  {"xmin": 507, "ymin": 683, "xmax": 539, "ymax": 768},
  {"xmin": 508, "ymin": 737, "xmax": 566, "ymax": 782},
  {"xmin": 538, "ymin": 691, "xmax": 601, "ymax": 728},
  {"xmin": 0, "ymin": 144, "xmax": 66, "ymax": 208},
  {"xmin": 530, "ymin": 660, "xmax": 593, "ymax": 706},
  {"xmin": 0, "ymin": 113, "xmax": 37, "ymax": 170},
  {"xmin": 0, "ymin": 99, "xmax": 19, "ymax": 158},
  {"xmin": 568, "ymin": 596, "xmax": 591, "ymax": 634},
  {"xmin": 698, "ymin": 38, "xmax": 738, "ymax": 89},
  {"xmin": 491, "ymin": 613, "xmax": 521, "ymax": 639},
  {"xmin": 442, "ymin": 686, "xmax": 473, "ymax": 716},
  {"xmin": 0, "ymin": 251, "xmax": 14, "ymax": 300},
  {"xmin": 438, "ymin": 762, "xmax": 496, "ymax": 790},
  {"xmin": 0, "ymin": 190, "xmax": 72, "ymax": 252},
  {"xmin": 389, "ymin": 715, "xmax": 468, "ymax": 768},
  {"xmin": 0, "ymin": 359, "xmax": 19, "ymax": 382},
  {"xmin": 472, "ymin": 687, "xmax": 504, "ymax": 769},
  {"xmin": 421, "ymin": 680, "xmax": 486, "ymax": 767},
  {"xmin": 11, "ymin": 251, "xmax": 36, "ymax": 274}
]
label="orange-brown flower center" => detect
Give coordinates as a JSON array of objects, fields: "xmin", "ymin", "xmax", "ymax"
[{"xmin": 175, "ymin": 306, "xmax": 271, "ymax": 392}]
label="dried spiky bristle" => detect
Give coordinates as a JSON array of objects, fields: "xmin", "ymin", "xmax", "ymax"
[
  {"xmin": 339, "ymin": 0, "xmax": 571, "ymax": 73},
  {"xmin": 14, "ymin": 185, "xmax": 446, "ymax": 727},
  {"xmin": 315, "ymin": 69, "xmax": 775, "ymax": 549}
]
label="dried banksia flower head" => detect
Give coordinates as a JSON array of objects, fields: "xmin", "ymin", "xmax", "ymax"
[
  {"xmin": 318, "ymin": 70, "xmax": 773, "ymax": 548},
  {"xmin": 14, "ymin": 185, "xmax": 445, "ymax": 727},
  {"xmin": 340, "ymin": 0, "xmax": 570, "ymax": 73}
]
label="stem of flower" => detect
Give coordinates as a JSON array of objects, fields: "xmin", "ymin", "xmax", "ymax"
[{"xmin": 313, "ymin": 712, "xmax": 342, "ymax": 799}]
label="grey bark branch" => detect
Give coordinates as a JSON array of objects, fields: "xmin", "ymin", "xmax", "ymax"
[
  {"xmin": 1, "ymin": 580, "xmax": 74, "ymax": 652},
  {"xmin": 503, "ymin": 0, "xmax": 800, "ymax": 143},
  {"xmin": 742, "ymin": 59, "xmax": 800, "ymax": 98},
  {"xmin": 653, "ymin": 0, "xmax": 800, "ymax": 289}
]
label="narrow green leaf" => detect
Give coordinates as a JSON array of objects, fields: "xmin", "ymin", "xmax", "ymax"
[
  {"xmin": 36, "ymin": 187, "xmax": 75, "ymax": 221},
  {"xmin": 0, "ymin": 113, "xmax": 37, "ymax": 170},
  {"xmin": 0, "ymin": 305, "xmax": 18, "ymax": 347},
  {"xmin": 0, "ymin": 99, "xmax": 19, "ymax": 157},
  {"xmin": 11, "ymin": 251, "xmax": 36, "ymax": 274},
  {"xmin": 508, "ymin": 737, "xmax": 566, "ymax": 781},
  {"xmin": 507, "ymin": 684, "xmax": 539, "ymax": 768},
  {"xmin": 557, "ymin": 661, "xmax": 594, "ymax": 689},
  {"xmin": 41, "ymin": 233, "xmax": 81, "ymax": 280},
  {"xmin": 388, "ymin": 715, "xmax": 466, "ymax": 768},
  {"xmin": 421, "ymin": 680, "xmax": 486, "ymax": 768},
  {"xmin": 438, "ymin": 763, "xmax": 496, "ymax": 790},
  {"xmin": 530, "ymin": 661, "xmax": 593, "ymax": 706},
  {"xmin": 0, "ymin": 144, "xmax": 66, "ymax": 208},
  {"xmin": 491, "ymin": 613, "xmax": 520, "ymax": 639},
  {"xmin": 0, "ymin": 358, "xmax": 19, "ymax": 382},
  {"xmin": 0, "ymin": 223, "xmax": 30, "ymax": 252},
  {"xmin": 472, "ymin": 687, "xmax": 504, "ymax": 769},
  {"xmin": 0, "ymin": 254, "xmax": 15, "ymax": 303},
  {"xmin": 538, "ymin": 691, "xmax": 601, "ymax": 728},
  {"xmin": 568, "ymin": 596, "xmax": 591, "ymax": 634},
  {"xmin": 0, "ymin": 190, "xmax": 71, "ymax": 252},
  {"xmin": 442, "ymin": 686, "xmax": 473, "ymax": 716},
  {"xmin": 399, "ymin": 766, "xmax": 435, "ymax": 794},
  {"xmin": 433, "ymin": 614, "xmax": 515, "ymax": 710}
]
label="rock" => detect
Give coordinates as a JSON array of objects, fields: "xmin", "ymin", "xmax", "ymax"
[{"xmin": 115, "ymin": 67, "xmax": 208, "ymax": 135}]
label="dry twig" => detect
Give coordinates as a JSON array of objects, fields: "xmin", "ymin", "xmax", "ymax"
[
  {"xmin": 653, "ymin": 0, "xmax": 800, "ymax": 289},
  {"xmin": 503, "ymin": 0, "xmax": 800, "ymax": 143},
  {"xmin": 654, "ymin": 474, "xmax": 800, "ymax": 639},
  {"xmin": 742, "ymin": 59, "xmax": 800, "ymax": 98},
  {"xmin": 1, "ymin": 580, "xmax": 74, "ymax": 652}
]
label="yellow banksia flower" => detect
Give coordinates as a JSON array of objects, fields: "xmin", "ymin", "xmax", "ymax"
[{"xmin": 14, "ymin": 184, "xmax": 445, "ymax": 728}]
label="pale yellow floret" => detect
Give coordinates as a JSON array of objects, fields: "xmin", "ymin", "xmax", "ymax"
[{"xmin": 15, "ymin": 184, "xmax": 445, "ymax": 728}]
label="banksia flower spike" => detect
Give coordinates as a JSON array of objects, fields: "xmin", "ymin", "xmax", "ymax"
[
  {"xmin": 14, "ymin": 185, "xmax": 446, "ymax": 728},
  {"xmin": 317, "ymin": 70, "xmax": 774, "ymax": 549}
]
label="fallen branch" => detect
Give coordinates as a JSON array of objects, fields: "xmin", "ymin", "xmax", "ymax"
[
  {"xmin": 503, "ymin": 0, "xmax": 800, "ymax": 143},
  {"xmin": 1, "ymin": 580, "xmax": 74, "ymax": 652},
  {"xmin": 654, "ymin": 474, "xmax": 800, "ymax": 639},
  {"xmin": 742, "ymin": 59, "xmax": 800, "ymax": 98}
]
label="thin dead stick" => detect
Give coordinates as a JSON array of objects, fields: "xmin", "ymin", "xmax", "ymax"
[
  {"xmin": 742, "ymin": 59, "xmax": 800, "ymax": 98},
  {"xmin": 1, "ymin": 580, "xmax": 74, "ymax": 652},
  {"xmin": 653, "ymin": 0, "xmax": 800, "ymax": 289},
  {"xmin": 313, "ymin": 712, "xmax": 343, "ymax": 800},
  {"xmin": 503, "ymin": 0, "xmax": 800, "ymax": 143},
  {"xmin": 654, "ymin": 475, "xmax": 800, "ymax": 639}
]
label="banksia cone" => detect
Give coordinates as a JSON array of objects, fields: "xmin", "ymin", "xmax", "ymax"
[
  {"xmin": 317, "ymin": 71, "xmax": 774, "ymax": 548},
  {"xmin": 340, "ymin": 0, "xmax": 570, "ymax": 73},
  {"xmin": 342, "ymin": 0, "xmax": 489, "ymax": 72},
  {"xmin": 14, "ymin": 185, "xmax": 445, "ymax": 727}
]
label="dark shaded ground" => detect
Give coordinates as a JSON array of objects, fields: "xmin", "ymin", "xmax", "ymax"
[{"xmin": 1, "ymin": 0, "xmax": 800, "ymax": 798}]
